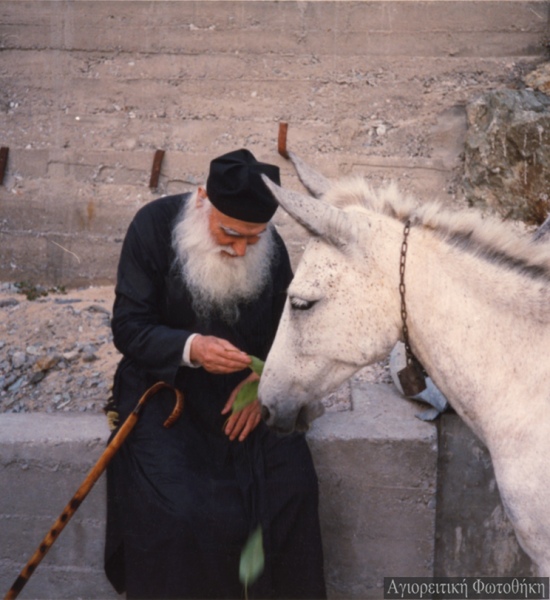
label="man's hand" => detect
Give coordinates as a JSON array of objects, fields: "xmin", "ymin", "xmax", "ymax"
[
  {"xmin": 222, "ymin": 372, "xmax": 262, "ymax": 442},
  {"xmin": 190, "ymin": 335, "xmax": 251, "ymax": 374}
]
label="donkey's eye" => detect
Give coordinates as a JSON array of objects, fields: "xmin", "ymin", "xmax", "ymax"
[{"xmin": 290, "ymin": 297, "xmax": 317, "ymax": 311}]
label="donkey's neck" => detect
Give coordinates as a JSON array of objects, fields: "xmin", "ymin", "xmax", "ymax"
[{"xmin": 404, "ymin": 226, "xmax": 550, "ymax": 443}]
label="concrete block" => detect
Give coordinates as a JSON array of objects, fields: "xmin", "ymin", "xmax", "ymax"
[
  {"xmin": 2, "ymin": 1, "xmax": 547, "ymax": 56},
  {"xmin": 306, "ymin": 382, "xmax": 438, "ymax": 599},
  {"xmin": 0, "ymin": 413, "xmax": 116, "ymax": 600},
  {"xmin": 334, "ymin": 1, "xmax": 548, "ymax": 35},
  {"xmin": 0, "ymin": 227, "xmax": 123, "ymax": 288},
  {"xmin": 4, "ymin": 151, "xmax": 48, "ymax": 179},
  {"xmin": 434, "ymin": 413, "xmax": 536, "ymax": 577}
]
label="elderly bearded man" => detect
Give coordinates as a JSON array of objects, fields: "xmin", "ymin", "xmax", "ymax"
[{"xmin": 104, "ymin": 149, "xmax": 326, "ymax": 600}]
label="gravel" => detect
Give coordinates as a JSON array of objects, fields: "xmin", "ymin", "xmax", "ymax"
[{"xmin": 0, "ymin": 283, "xmax": 118, "ymax": 415}]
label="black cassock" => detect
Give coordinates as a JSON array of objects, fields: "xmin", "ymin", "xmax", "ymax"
[{"xmin": 105, "ymin": 194, "xmax": 326, "ymax": 600}]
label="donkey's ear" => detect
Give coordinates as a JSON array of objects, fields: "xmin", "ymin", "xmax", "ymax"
[
  {"xmin": 262, "ymin": 175, "xmax": 357, "ymax": 249},
  {"xmin": 533, "ymin": 212, "xmax": 550, "ymax": 242},
  {"xmin": 288, "ymin": 151, "xmax": 330, "ymax": 199}
]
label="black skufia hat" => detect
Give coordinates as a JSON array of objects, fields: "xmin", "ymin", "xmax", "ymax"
[{"xmin": 206, "ymin": 149, "xmax": 280, "ymax": 223}]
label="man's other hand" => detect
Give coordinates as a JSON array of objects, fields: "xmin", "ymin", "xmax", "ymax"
[{"xmin": 222, "ymin": 372, "xmax": 262, "ymax": 442}]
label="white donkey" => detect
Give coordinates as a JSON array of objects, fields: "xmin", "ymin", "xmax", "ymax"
[{"xmin": 258, "ymin": 153, "xmax": 550, "ymax": 576}]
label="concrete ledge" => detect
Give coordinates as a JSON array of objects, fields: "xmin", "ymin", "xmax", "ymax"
[
  {"xmin": 434, "ymin": 413, "xmax": 535, "ymax": 578},
  {"xmin": 307, "ymin": 382, "xmax": 438, "ymax": 599},
  {"xmin": 0, "ymin": 414, "xmax": 116, "ymax": 600},
  {"xmin": 0, "ymin": 384, "xmax": 535, "ymax": 600}
]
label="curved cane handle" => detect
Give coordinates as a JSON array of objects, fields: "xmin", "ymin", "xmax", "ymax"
[
  {"xmin": 162, "ymin": 386, "xmax": 184, "ymax": 428},
  {"xmin": 132, "ymin": 381, "xmax": 184, "ymax": 428}
]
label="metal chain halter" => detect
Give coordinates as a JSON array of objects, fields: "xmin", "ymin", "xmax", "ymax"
[
  {"xmin": 399, "ymin": 220, "xmax": 414, "ymax": 362},
  {"xmin": 397, "ymin": 220, "xmax": 427, "ymax": 396}
]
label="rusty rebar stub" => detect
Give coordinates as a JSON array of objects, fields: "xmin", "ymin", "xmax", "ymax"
[
  {"xmin": 0, "ymin": 147, "xmax": 9, "ymax": 185},
  {"xmin": 278, "ymin": 123, "xmax": 289, "ymax": 159},
  {"xmin": 149, "ymin": 149, "xmax": 165, "ymax": 189}
]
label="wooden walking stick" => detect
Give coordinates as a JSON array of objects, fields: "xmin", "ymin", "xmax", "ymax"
[{"xmin": 4, "ymin": 381, "xmax": 184, "ymax": 600}]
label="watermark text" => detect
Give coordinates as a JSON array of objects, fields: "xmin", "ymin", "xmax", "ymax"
[{"xmin": 384, "ymin": 577, "xmax": 549, "ymax": 599}]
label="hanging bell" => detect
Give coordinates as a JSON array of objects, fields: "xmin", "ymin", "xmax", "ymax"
[{"xmin": 397, "ymin": 357, "xmax": 426, "ymax": 397}]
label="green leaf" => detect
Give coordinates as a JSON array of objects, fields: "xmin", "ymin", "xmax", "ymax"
[
  {"xmin": 231, "ymin": 356, "xmax": 264, "ymax": 415},
  {"xmin": 232, "ymin": 380, "xmax": 259, "ymax": 414},
  {"xmin": 239, "ymin": 526, "xmax": 264, "ymax": 588},
  {"xmin": 249, "ymin": 355, "xmax": 265, "ymax": 376}
]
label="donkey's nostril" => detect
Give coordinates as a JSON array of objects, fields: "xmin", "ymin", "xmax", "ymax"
[{"xmin": 261, "ymin": 405, "xmax": 271, "ymax": 422}]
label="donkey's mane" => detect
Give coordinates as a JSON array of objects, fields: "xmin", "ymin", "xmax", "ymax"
[{"xmin": 324, "ymin": 177, "xmax": 550, "ymax": 281}]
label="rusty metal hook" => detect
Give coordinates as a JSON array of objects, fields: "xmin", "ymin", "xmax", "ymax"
[
  {"xmin": 278, "ymin": 122, "xmax": 289, "ymax": 159},
  {"xmin": 4, "ymin": 381, "xmax": 184, "ymax": 600}
]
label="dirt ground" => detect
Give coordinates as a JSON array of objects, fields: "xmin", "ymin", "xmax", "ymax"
[
  {"xmin": 0, "ymin": 283, "xmax": 391, "ymax": 415},
  {"xmin": 0, "ymin": 284, "xmax": 118, "ymax": 414}
]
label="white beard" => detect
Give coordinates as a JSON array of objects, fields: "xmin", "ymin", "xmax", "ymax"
[{"xmin": 172, "ymin": 192, "xmax": 276, "ymax": 324}]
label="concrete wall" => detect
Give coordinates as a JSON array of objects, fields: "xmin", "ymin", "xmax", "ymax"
[
  {"xmin": 0, "ymin": 383, "xmax": 535, "ymax": 600},
  {"xmin": 1, "ymin": 1, "xmax": 549, "ymax": 285}
]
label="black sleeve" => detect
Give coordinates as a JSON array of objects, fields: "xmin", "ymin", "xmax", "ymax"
[{"xmin": 111, "ymin": 199, "xmax": 191, "ymax": 385}]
